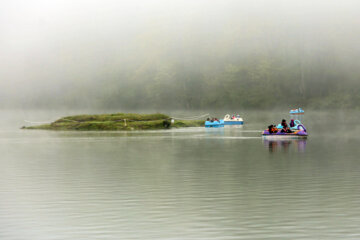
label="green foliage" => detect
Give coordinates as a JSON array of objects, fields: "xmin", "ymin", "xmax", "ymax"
[
  {"xmin": 23, "ymin": 113, "xmax": 205, "ymax": 130},
  {"xmin": 172, "ymin": 120, "xmax": 204, "ymax": 128},
  {"xmin": 55, "ymin": 113, "xmax": 169, "ymax": 123}
]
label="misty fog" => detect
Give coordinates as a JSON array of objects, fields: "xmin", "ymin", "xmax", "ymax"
[{"xmin": 1, "ymin": 0, "xmax": 360, "ymax": 110}]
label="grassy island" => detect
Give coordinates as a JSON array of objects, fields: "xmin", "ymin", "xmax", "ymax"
[{"xmin": 23, "ymin": 113, "xmax": 204, "ymax": 131}]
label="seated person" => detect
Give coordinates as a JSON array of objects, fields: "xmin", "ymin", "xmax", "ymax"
[
  {"xmin": 268, "ymin": 125, "xmax": 278, "ymax": 134},
  {"xmin": 289, "ymin": 119, "xmax": 295, "ymax": 128},
  {"xmin": 281, "ymin": 119, "xmax": 292, "ymax": 133}
]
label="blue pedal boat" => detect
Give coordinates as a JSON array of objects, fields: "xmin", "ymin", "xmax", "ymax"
[
  {"xmin": 223, "ymin": 114, "xmax": 244, "ymax": 125},
  {"xmin": 290, "ymin": 108, "xmax": 304, "ymax": 115},
  {"xmin": 205, "ymin": 119, "xmax": 224, "ymax": 128}
]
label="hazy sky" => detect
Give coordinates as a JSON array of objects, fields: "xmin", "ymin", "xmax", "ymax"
[{"xmin": 1, "ymin": 0, "xmax": 359, "ymax": 107}]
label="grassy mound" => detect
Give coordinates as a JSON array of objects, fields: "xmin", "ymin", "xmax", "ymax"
[{"xmin": 23, "ymin": 113, "xmax": 204, "ymax": 131}]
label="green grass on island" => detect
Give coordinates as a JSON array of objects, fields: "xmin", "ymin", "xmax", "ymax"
[{"xmin": 23, "ymin": 113, "xmax": 204, "ymax": 131}]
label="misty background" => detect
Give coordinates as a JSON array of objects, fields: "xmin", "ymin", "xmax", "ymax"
[{"xmin": 1, "ymin": 0, "xmax": 360, "ymax": 110}]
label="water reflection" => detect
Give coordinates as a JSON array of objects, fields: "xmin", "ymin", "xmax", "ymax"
[
  {"xmin": 224, "ymin": 125, "xmax": 243, "ymax": 129},
  {"xmin": 205, "ymin": 127, "xmax": 225, "ymax": 136},
  {"xmin": 3, "ymin": 111, "xmax": 360, "ymax": 239},
  {"xmin": 263, "ymin": 139, "xmax": 307, "ymax": 153}
]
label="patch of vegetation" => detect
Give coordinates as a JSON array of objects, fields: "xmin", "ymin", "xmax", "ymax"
[
  {"xmin": 172, "ymin": 120, "xmax": 204, "ymax": 128},
  {"xmin": 54, "ymin": 113, "xmax": 169, "ymax": 123},
  {"xmin": 23, "ymin": 113, "xmax": 205, "ymax": 131}
]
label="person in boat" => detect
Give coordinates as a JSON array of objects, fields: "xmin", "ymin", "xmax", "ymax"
[
  {"xmin": 289, "ymin": 119, "xmax": 295, "ymax": 128},
  {"xmin": 281, "ymin": 119, "xmax": 292, "ymax": 133},
  {"xmin": 232, "ymin": 115, "xmax": 235, "ymax": 119},
  {"xmin": 206, "ymin": 118, "xmax": 210, "ymax": 121},
  {"xmin": 236, "ymin": 114, "xmax": 240, "ymax": 118},
  {"xmin": 214, "ymin": 118, "xmax": 219, "ymax": 122},
  {"xmin": 268, "ymin": 125, "xmax": 278, "ymax": 134}
]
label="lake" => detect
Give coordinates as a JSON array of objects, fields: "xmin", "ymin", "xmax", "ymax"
[{"xmin": 1, "ymin": 110, "xmax": 360, "ymax": 239}]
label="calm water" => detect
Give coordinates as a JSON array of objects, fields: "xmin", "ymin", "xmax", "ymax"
[{"xmin": 1, "ymin": 110, "xmax": 360, "ymax": 240}]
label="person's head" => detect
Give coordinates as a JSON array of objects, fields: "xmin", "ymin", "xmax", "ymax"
[
  {"xmin": 290, "ymin": 119, "xmax": 294, "ymax": 122},
  {"xmin": 282, "ymin": 119, "xmax": 286, "ymax": 123}
]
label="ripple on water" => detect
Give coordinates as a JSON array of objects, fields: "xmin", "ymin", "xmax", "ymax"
[{"xmin": 1, "ymin": 114, "xmax": 360, "ymax": 239}]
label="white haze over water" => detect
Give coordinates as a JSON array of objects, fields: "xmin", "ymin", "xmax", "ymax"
[{"xmin": 0, "ymin": 0, "xmax": 359, "ymax": 108}]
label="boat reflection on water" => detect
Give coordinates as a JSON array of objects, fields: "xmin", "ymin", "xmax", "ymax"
[
  {"xmin": 263, "ymin": 139, "xmax": 307, "ymax": 153},
  {"xmin": 224, "ymin": 125, "xmax": 244, "ymax": 129},
  {"xmin": 205, "ymin": 127, "xmax": 225, "ymax": 136}
]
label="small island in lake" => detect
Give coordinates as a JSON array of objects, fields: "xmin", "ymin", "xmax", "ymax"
[{"xmin": 22, "ymin": 113, "xmax": 204, "ymax": 131}]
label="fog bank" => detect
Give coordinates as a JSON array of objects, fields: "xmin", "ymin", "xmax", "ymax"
[{"xmin": 1, "ymin": 0, "xmax": 360, "ymax": 109}]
